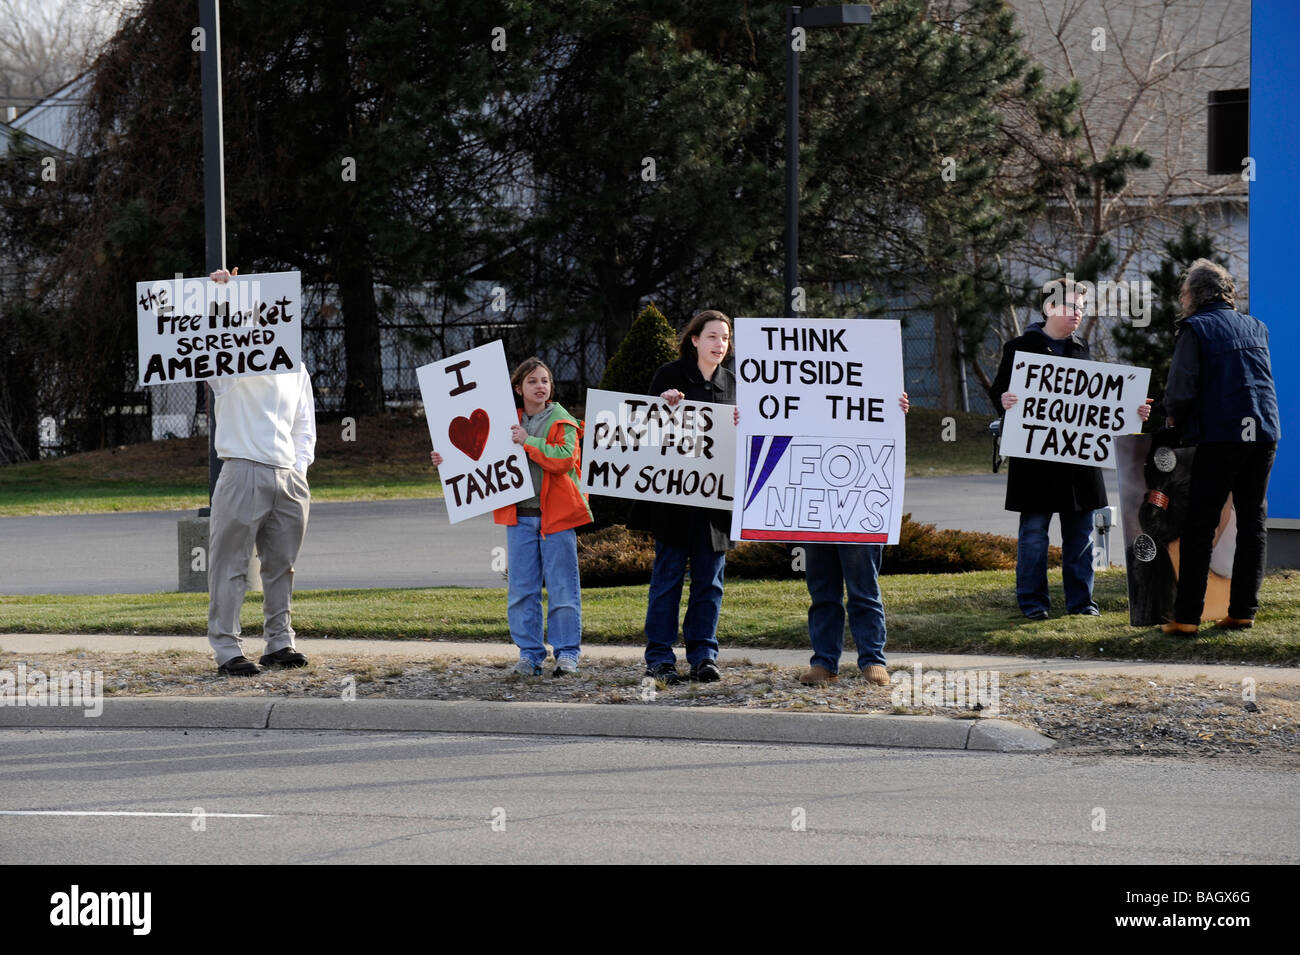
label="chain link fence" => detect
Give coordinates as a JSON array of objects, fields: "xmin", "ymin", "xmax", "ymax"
[{"xmin": 28, "ymin": 304, "xmax": 974, "ymax": 457}]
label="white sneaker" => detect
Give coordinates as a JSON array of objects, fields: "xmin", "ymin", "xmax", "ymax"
[{"xmin": 553, "ymin": 656, "xmax": 579, "ymax": 676}]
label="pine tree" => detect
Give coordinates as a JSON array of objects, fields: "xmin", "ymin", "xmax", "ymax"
[
  {"xmin": 513, "ymin": 0, "xmax": 1078, "ymax": 393},
  {"xmin": 598, "ymin": 303, "xmax": 679, "ymax": 395},
  {"xmin": 588, "ymin": 302, "xmax": 678, "ymax": 530},
  {"xmin": 1112, "ymin": 223, "xmax": 1226, "ymax": 427}
]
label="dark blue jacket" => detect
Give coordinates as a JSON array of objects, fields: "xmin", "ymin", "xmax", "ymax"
[{"xmin": 1165, "ymin": 305, "xmax": 1280, "ymax": 445}]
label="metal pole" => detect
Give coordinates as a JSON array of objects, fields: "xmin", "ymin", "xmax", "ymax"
[
  {"xmin": 958, "ymin": 349, "xmax": 970, "ymax": 412},
  {"xmin": 784, "ymin": 6, "xmax": 800, "ymax": 318},
  {"xmin": 198, "ymin": 0, "xmax": 226, "ymax": 512}
]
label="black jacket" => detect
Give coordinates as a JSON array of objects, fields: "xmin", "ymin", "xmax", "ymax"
[
  {"xmin": 627, "ymin": 356, "xmax": 736, "ymax": 551},
  {"xmin": 987, "ymin": 323, "xmax": 1108, "ymax": 514}
]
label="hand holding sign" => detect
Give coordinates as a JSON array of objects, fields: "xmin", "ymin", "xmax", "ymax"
[
  {"xmin": 582, "ymin": 389, "xmax": 737, "ymax": 506},
  {"xmin": 136, "ymin": 270, "xmax": 302, "ymax": 386},
  {"xmin": 998, "ymin": 352, "xmax": 1151, "ymax": 468},
  {"xmin": 731, "ymin": 318, "xmax": 907, "ymax": 544},
  {"xmin": 417, "ymin": 340, "xmax": 533, "ymax": 524}
]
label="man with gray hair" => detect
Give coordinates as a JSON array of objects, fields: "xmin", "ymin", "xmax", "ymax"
[{"xmin": 1160, "ymin": 259, "xmax": 1280, "ymax": 634}]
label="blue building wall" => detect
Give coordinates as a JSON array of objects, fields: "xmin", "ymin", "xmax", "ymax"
[{"xmin": 1250, "ymin": 1, "xmax": 1299, "ymax": 526}]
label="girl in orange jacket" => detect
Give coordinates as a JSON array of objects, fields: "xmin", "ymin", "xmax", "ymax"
[{"xmin": 432, "ymin": 357, "xmax": 592, "ymax": 676}]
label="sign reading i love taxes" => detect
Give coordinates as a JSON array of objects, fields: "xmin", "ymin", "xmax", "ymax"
[{"xmin": 416, "ymin": 340, "xmax": 534, "ymax": 524}]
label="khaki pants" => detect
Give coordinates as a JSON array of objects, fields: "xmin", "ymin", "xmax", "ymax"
[{"xmin": 207, "ymin": 458, "xmax": 310, "ymax": 665}]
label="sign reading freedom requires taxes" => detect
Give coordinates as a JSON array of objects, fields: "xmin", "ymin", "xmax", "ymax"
[
  {"xmin": 416, "ymin": 339, "xmax": 534, "ymax": 524},
  {"xmin": 582, "ymin": 389, "xmax": 736, "ymax": 507},
  {"xmin": 136, "ymin": 271, "xmax": 301, "ymax": 386},
  {"xmin": 730, "ymin": 317, "xmax": 907, "ymax": 544},
  {"xmin": 998, "ymin": 352, "xmax": 1150, "ymax": 469}
]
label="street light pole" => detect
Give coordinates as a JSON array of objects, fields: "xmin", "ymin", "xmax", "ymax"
[
  {"xmin": 783, "ymin": 4, "xmax": 872, "ymax": 318},
  {"xmin": 784, "ymin": 6, "xmax": 800, "ymax": 318},
  {"xmin": 198, "ymin": 0, "xmax": 226, "ymax": 513}
]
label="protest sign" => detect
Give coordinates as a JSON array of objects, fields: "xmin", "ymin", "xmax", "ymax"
[
  {"xmin": 582, "ymin": 389, "xmax": 736, "ymax": 507},
  {"xmin": 416, "ymin": 340, "xmax": 534, "ymax": 524},
  {"xmin": 730, "ymin": 317, "xmax": 906, "ymax": 544},
  {"xmin": 998, "ymin": 353, "xmax": 1150, "ymax": 469},
  {"xmin": 1116, "ymin": 434, "xmax": 1235, "ymax": 625},
  {"xmin": 136, "ymin": 271, "xmax": 301, "ymax": 386}
]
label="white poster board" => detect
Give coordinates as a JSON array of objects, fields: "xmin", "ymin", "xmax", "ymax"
[
  {"xmin": 998, "ymin": 352, "xmax": 1151, "ymax": 469},
  {"xmin": 730, "ymin": 317, "xmax": 906, "ymax": 544},
  {"xmin": 136, "ymin": 271, "xmax": 301, "ymax": 386},
  {"xmin": 582, "ymin": 389, "xmax": 736, "ymax": 507},
  {"xmin": 416, "ymin": 340, "xmax": 534, "ymax": 523}
]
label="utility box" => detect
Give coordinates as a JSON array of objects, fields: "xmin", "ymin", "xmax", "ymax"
[{"xmin": 178, "ymin": 517, "xmax": 261, "ymax": 593}]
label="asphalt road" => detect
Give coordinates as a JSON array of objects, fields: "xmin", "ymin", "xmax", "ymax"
[
  {"xmin": 2, "ymin": 499, "xmax": 507, "ymax": 595},
  {"xmin": 1, "ymin": 728, "xmax": 1295, "ymax": 864},
  {"xmin": 0, "ymin": 473, "xmax": 1123, "ymax": 595}
]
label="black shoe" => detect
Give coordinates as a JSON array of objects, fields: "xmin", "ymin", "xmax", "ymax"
[
  {"xmin": 645, "ymin": 663, "xmax": 682, "ymax": 686},
  {"xmin": 1024, "ymin": 610, "xmax": 1049, "ymax": 621},
  {"xmin": 689, "ymin": 659, "xmax": 721, "ymax": 683},
  {"xmin": 259, "ymin": 647, "xmax": 308, "ymax": 668},
  {"xmin": 217, "ymin": 655, "xmax": 260, "ymax": 677}
]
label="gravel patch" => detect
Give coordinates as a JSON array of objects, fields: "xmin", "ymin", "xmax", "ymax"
[{"xmin": 4, "ymin": 648, "xmax": 1297, "ymax": 763}]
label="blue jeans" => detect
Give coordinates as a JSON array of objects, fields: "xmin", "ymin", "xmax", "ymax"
[
  {"xmin": 805, "ymin": 543, "xmax": 886, "ymax": 674},
  {"xmin": 1016, "ymin": 510, "xmax": 1096, "ymax": 616},
  {"xmin": 643, "ymin": 522, "xmax": 726, "ymax": 668},
  {"xmin": 506, "ymin": 517, "xmax": 581, "ymax": 665}
]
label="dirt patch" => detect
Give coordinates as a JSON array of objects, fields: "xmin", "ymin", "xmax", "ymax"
[{"xmin": 5, "ymin": 648, "xmax": 1296, "ymax": 763}]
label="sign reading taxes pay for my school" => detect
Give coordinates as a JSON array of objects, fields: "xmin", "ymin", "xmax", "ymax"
[
  {"xmin": 582, "ymin": 389, "xmax": 736, "ymax": 507},
  {"xmin": 730, "ymin": 317, "xmax": 906, "ymax": 545},
  {"xmin": 136, "ymin": 271, "xmax": 302, "ymax": 386}
]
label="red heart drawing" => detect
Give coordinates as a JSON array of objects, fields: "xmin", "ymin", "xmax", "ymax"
[{"xmin": 448, "ymin": 408, "xmax": 491, "ymax": 461}]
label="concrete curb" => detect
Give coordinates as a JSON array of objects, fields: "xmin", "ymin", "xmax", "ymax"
[
  {"xmin": 0, "ymin": 698, "xmax": 1053, "ymax": 752},
  {"xmin": 0, "ymin": 698, "xmax": 274, "ymax": 729}
]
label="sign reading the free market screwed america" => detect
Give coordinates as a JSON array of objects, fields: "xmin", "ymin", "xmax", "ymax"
[
  {"xmin": 998, "ymin": 352, "xmax": 1151, "ymax": 469},
  {"xmin": 582, "ymin": 389, "xmax": 737, "ymax": 507},
  {"xmin": 416, "ymin": 339, "xmax": 534, "ymax": 524},
  {"xmin": 136, "ymin": 271, "xmax": 302, "ymax": 386},
  {"xmin": 730, "ymin": 317, "xmax": 906, "ymax": 544}
]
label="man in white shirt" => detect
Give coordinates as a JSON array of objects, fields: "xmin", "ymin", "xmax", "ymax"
[{"xmin": 207, "ymin": 267, "xmax": 316, "ymax": 676}]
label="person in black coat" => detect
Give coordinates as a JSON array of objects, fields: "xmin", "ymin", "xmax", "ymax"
[
  {"xmin": 635, "ymin": 309, "xmax": 736, "ymax": 684},
  {"xmin": 989, "ymin": 278, "xmax": 1150, "ymax": 619}
]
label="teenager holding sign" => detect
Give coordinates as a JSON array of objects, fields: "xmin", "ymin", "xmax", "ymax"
[
  {"xmin": 637, "ymin": 310, "xmax": 738, "ymax": 685},
  {"xmin": 990, "ymin": 279, "xmax": 1150, "ymax": 620},
  {"xmin": 432, "ymin": 357, "xmax": 592, "ymax": 675}
]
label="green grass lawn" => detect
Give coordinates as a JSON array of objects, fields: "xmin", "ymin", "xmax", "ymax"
[
  {"xmin": 0, "ymin": 478, "xmax": 440, "ymax": 516},
  {"xmin": 4, "ymin": 570, "xmax": 1296, "ymax": 664},
  {"xmin": 0, "ymin": 408, "xmax": 996, "ymax": 516}
]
